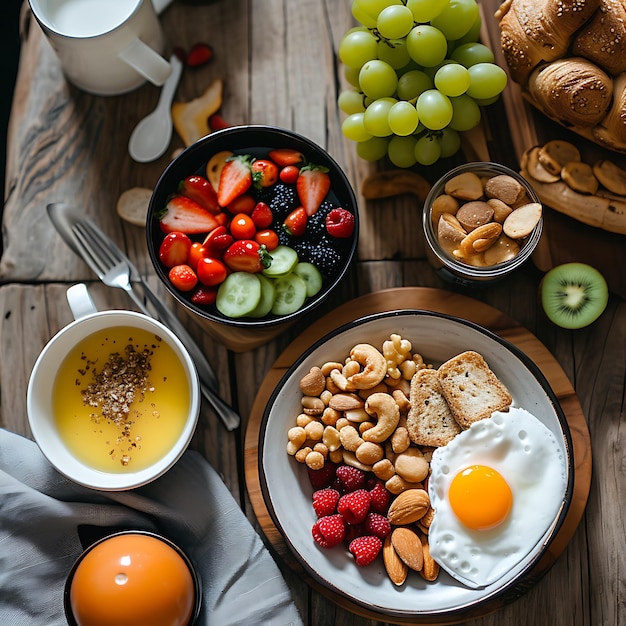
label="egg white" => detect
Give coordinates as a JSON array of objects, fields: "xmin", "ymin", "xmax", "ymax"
[{"xmin": 427, "ymin": 407, "xmax": 568, "ymax": 589}]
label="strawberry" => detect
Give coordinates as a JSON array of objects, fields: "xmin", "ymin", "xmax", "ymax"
[
  {"xmin": 217, "ymin": 154, "xmax": 256, "ymax": 207},
  {"xmin": 312, "ymin": 488, "xmax": 340, "ymax": 518},
  {"xmin": 268, "ymin": 148, "xmax": 305, "ymax": 167},
  {"xmin": 337, "ymin": 489, "xmax": 371, "ymax": 525},
  {"xmin": 325, "ymin": 208, "xmax": 355, "ymax": 238},
  {"xmin": 368, "ymin": 479, "xmax": 391, "ymax": 515},
  {"xmin": 307, "ymin": 462, "xmax": 337, "ymax": 489},
  {"xmin": 158, "ymin": 231, "xmax": 192, "ymax": 268},
  {"xmin": 251, "ymin": 202, "xmax": 273, "ymax": 229},
  {"xmin": 209, "ymin": 114, "xmax": 232, "ymax": 131},
  {"xmin": 251, "ymin": 159, "xmax": 279, "ymax": 188},
  {"xmin": 222, "ymin": 240, "xmax": 272, "ymax": 273},
  {"xmin": 190, "ymin": 286, "xmax": 218, "ymax": 306},
  {"xmin": 312, "ymin": 514, "xmax": 346, "ymax": 549},
  {"xmin": 283, "ymin": 207, "xmax": 307, "ymax": 237},
  {"xmin": 158, "ymin": 196, "xmax": 220, "ymax": 235},
  {"xmin": 202, "ymin": 225, "xmax": 234, "ymax": 259},
  {"xmin": 335, "ymin": 465, "xmax": 365, "ymax": 493},
  {"xmin": 185, "ymin": 42, "xmax": 213, "ymax": 67},
  {"xmin": 297, "ymin": 163, "xmax": 331, "ymax": 216},
  {"xmin": 348, "ymin": 535, "xmax": 382, "ymax": 566},
  {"xmin": 178, "ymin": 175, "xmax": 220, "ymax": 214},
  {"xmin": 364, "ymin": 512, "xmax": 391, "ymax": 539}
]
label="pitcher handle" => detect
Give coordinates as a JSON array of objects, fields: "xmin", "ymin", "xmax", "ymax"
[
  {"xmin": 67, "ymin": 284, "xmax": 98, "ymax": 320},
  {"xmin": 119, "ymin": 38, "xmax": 172, "ymax": 86},
  {"xmin": 151, "ymin": 0, "xmax": 175, "ymax": 15}
]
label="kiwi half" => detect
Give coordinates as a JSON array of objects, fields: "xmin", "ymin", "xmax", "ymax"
[{"xmin": 540, "ymin": 262, "xmax": 608, "ymax": 329}]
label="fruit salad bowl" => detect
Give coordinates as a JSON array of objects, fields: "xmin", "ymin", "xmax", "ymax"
[{"xmin": 146, "ymin": 125, "xmax": 359, "ymax": 337}]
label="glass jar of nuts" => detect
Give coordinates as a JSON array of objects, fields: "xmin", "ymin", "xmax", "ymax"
[{"xmin": 422, "ymin": 162, "xmax": 543, "ymax": 286}]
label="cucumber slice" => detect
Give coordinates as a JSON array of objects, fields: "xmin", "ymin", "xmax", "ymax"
[
  {"xmin": 262, "ymin": 245, "xmax": 298, "ymax": 278},
  {"xmin": 293, "ymin": 262, "xmax": 323, "ymax": 297},
  {"xmin": 216, "ymin": 272, "xmax": 261, "ymax": 318},
  {"xmin": 248, "ymin": 274, "xmax": 275, "ymax": 318},
  {"xmin": 271, "ymin": 273, "xmax": 308, "ymax": 316}
]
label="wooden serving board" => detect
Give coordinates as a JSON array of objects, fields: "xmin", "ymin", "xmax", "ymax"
[{"xmin": 244, "ymin": 287, "xmax": 592, "ymax": 624}]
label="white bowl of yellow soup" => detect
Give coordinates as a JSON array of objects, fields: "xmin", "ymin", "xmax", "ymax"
[{"xmin": 27, "ymin": 286, "xmax": 201, "ymax": 490}]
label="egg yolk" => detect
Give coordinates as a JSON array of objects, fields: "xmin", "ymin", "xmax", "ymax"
[
  {"xmin": 69, "ymin": 534, "xmax": 195, "ymax": 626},
  {"xmin": 448, "ymin": 464, "xmax": 513, "ymax": 531}
]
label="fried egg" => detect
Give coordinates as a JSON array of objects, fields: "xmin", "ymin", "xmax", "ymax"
[{"xmin": 428, "ymin": 407, "xmax": 568, "ymax": 589}]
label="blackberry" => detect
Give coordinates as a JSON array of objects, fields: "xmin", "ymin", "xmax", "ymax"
[
  {"xmin": 268, "ymin": 182, "xmax": 298, "ymax": 220},
  {"xmin": 277, "ymin": 226, "xmax": 297, "ymax": 248},
  {"xmin": 295, "ymin": 238, "xmax": 344, "ymax": 277},
  {"xmin": 306, "ymin": 200, "xmax": 335, "ymax": 241}
]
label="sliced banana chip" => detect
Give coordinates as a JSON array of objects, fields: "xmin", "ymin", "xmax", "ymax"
[
  {"xmin": 116, "ymin": 187, "xmax": 152, "ymax": 227},
  {"xmin": 561, "ymin": 161, "xmax": 599, "ymax": 195},
  {"xmin": 537, "ymin": 139, "xmax": 581, "ymax": 175}
]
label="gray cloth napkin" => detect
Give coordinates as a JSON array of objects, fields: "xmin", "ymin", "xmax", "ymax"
[{"xmin": 0, "ymin": 429, "xmax": 302, "ymax": 626}]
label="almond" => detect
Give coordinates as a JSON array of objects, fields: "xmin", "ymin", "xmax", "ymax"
[
  {"xmin": 387, "ymin": 488, "xmax": 430, "ymax": 525},
  {"xmin": 328, "ymin": 392, "xmax": 364, "ymax": 411},
  {"xmin": 383, "ymin": 534, "xmax": 408, "ymax": 586},
  {"xmin": 418, "ymin": 533, "xmax": 440, "ymax": 582},
  {"xmin": 391, "ymin": 527, "xmax": 424, "ymax": 572}
]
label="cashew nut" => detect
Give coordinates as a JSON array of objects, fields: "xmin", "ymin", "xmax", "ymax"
[
  {"xmin": 346, "ymin": 344, "xmax": 387, "ymax": 389},
  {"xmin": 362, "ymin": 392, "xmax": 400, "ymax": 443}
]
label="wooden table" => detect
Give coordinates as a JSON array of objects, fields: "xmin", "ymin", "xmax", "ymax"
[{"xmin": 1, "ymin": 1, "xmax": 624, "ymax": 625}]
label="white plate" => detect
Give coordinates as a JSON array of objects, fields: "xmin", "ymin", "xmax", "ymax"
[{"xmin": 259, "ymin": 310, "xmax": 574, "ymax": 619}]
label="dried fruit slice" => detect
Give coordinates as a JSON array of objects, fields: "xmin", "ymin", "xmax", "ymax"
[
  {"xmin": 172, "ymin": 79, "xmax": 223, "ymax": 146},
  {"xmin": 537, "ymin": 139, "xmax": 581, "ymax": 176},
  {"xmin": 592, "ymin": 160, "xmax": 626, "ymax": 196},
  {"xmin": 561, "ymin": 161, "xmax": 599, "ymax": 195}
]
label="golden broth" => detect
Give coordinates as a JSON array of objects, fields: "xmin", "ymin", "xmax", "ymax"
[{"xmin": 53, "ymin": 326, "xmax": 190, "ymax": 473}]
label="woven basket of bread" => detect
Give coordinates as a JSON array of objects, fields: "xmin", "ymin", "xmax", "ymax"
[{"xmin": 495, "ymin": 0, "xmax": 626, "ymax": 153}]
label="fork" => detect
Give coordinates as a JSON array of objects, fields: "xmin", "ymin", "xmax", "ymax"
[{"xmin": 70, "ymin": 220, "xmax": 241, "ymax": 431}]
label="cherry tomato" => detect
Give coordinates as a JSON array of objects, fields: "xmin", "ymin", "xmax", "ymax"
[
  {"xmin": 251, "ymin": 159, "xmax": 279, "ymax": 187},
  {"xmin": 254, "ymin": 228, "xmax": 279, "ymax": 250},
  {"xmin": 279, "ymin": 164, "xmax": 300, "ymax": 184},
  {"xmin": 229, "ymin": 213, "xmax": 256, "ymax": 240},
  {"xmin": 283, "ymin": 206, "xmax": 307, "ymax": 237},
  {"xmin": 227, "ymin": 193, "xmax": 256, "ymax": 215},
  {"xmin": 168, "ymin": 264, "xmax": 198, "ymax": 291},
  {"xmin": 196, "ymin": 257, "xmax": 228, "ymax": 286},
  {"xmin": 159, "ymin": 231, "xmax": 192, "ymax": 268},
  {"xmin": 188, "ymin": 242, "xmax": 207, "ymax": 270}
]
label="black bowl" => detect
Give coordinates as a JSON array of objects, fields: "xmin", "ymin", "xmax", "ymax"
[{"xmin": 146, "ymin": 125, "xmax": 359, "ymax": 328}]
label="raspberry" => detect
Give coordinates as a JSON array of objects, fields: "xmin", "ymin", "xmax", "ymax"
[
  {"xmin": 306, "ymin": 462, "xmax": 337, "ymax": 489},
  {"xmin": 325, "ymin": 208, "xmax": 355, "ymax": 239},
  {"xmin": 348, "ymin": 535, "xmax": 382, "ymax": 566},
  {"xmin": 312, "ymin": 514, "xmax": 346, "ymax": 548},
  {"xmin": 364, "ymin": 512, "xmax": 391, "ymax": 539},
  {"xmin": 312, "ymin": 488, "xmax": 340, "ymax": 518},
  {"xmin": 344, "ymin": 522, "xmax": 366, "ymax": 545},
  {"xmin": 337, "ymin": 489, "xmax": 371, "ymax": 525},
  {"xmin": 368, "ymin": 479, "xmax": 391, "ymax": 514},
  {"xmin": 335, "ymin": 465, "xmax": 366, "ymax": 493}
]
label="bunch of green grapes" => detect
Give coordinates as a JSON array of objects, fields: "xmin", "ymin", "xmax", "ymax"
[{"xmin": 338, "ymin": 0, "xmax": 507, "ymax": 167}]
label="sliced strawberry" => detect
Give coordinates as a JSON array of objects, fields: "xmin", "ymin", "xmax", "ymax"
[
  {"xmin": 268, "ymin": 148, "xmax": 305, "ymax": 167},
  {"xmin": 178, "ymin": 175, "xmax": 220, "ymax": 214},
  {"xmin": 283, "ymin": 207, "xmax": 307, "ymax": 237},
  {"xmin": 202, "ymin": 225, "xmax": 234, "ymax": 259},
  {"xmin": 297, "ymin": 164, "xmax": 331, "ymax": 216},
  {"xmin": 222, "ymin": 240, "xmax": 272, "ymax": 273},
  {"xmin": 159, "ymin": 231, "xmax": 192, "ymax": 268},
  {"xmin": 217, "ymin": 154, "xmax": 256, "ymax": 207},
  {"xmin": 185, "ymin": 42, "xmax": 213, "ymax": 67},
  {"xmin": 158, "ymin": 196, "xmax": 220, "ymax": 235}
]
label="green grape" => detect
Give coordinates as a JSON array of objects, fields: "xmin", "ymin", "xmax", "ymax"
[
  {"xmin": 359, "ymin": 59, "xmax": 399, "ymax": 99},
  {"xmin": 339, "ymin": 29, "xmax": 379, "ymax": 69},
  {"xmin": 431, "ymin": 0, "xmax": 479, "ymax": 42},
  {"xmin": 438, "ymin": 127, "xmax": 462, "ymax": 158},
  {"xmin": 377, "ymin": 5, "xmax": 415, "ymax": 39},
  {"xmin": 473, "ymin": 95, "xmax": 500, "ymax": 106},
  {"xmin": 338, "ymin": 90, "xmax": 366, "ymax": 115},
  {"xmin": 355, "ymin": 0, "xmax": 401, "ymax": 22},
  {"xmin": 377, "ymin": 38, "xmax": 411, "ymax": 70},
  {"xmin": 406, "ymin": 0, "xmax": 449, "ymax": 22},
  {"xmin": 397, "ymin": 69, "xmax": 432, "ymax": 101},
  {"xmin": 357, "ymin": 136, "xmax": 390, "ymax": 161},
  {"xmin": 406, "ymin": 25, "xmax": 448, "ymax": 68},
  {"xmin": 342, "ymin": 112, "xmax": 372, "ymax": 142},
  {"xmin": 450, "ymin": 42, "xmax": 495, "ymax": 67},
  {"xmin": 351, "ymin": 0, "xmax": 377, "ymax": 28},
  {"xmin": 453, "ymin": 12, "xmax": 482, "ymax": 46},
  {"xmin": 388, "ymin": 101, "xmax": 419, "ymax": 136},
  {"xmin": 449, "ymin": 94, "xmax": 481, "ymax": 131},
  {"xmin": 414, "ymin": 134, "xmax": 441, "ymax": 166},
  {"xmin": 344, "ymin": 66, "xmax": 361, "ymax": 89},
  {"xmin": 423, "ymin": 58, "xmax": 456, "ymax": 80},
  {"xmin": 363, "ymin": 97, "xmax": 397, "ymax": 137},
  {"xmin": 434, "ymin": 63, "xmax": 470, "ymax": 96},
  {"xmin": 466, "ymin": 63, "xmax": 507, "ymax": 99},
  {"xmin": 416, "ymin": 89, "xmax": 453, "ymax": 130},
  {"xmin": 388, "ymin": 135, "xmax": 418, "ymax": 168}
]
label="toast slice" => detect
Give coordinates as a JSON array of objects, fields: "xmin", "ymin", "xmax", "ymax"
[
  {"xmin": 407, "ymin": 368, "xmax": 462, "ymax": 447},
  {"xmin": 437, "ymin": 351, "xmax": 512, "ymax": 429}
]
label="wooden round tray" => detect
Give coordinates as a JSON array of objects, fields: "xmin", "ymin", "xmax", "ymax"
[{"xmin": 244, "ymin": 287, "xmax": 592, "ymax": 624}]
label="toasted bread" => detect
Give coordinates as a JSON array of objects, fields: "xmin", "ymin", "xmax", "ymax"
[
  {"xmin": 437, "ymin": 351, "xmax": 512, "ymax": 429},
  {"xmin": 407, "ymin": 368, "xmax": 461, "ymax": 447}
]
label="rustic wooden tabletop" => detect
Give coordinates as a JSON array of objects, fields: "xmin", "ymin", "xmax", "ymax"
[{"xmin": 1, "ymin": 1, "xmax": 624, "ymax": 625}]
